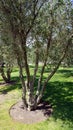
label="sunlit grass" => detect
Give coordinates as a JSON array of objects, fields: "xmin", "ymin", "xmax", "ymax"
[{"xmin": 0, "ymin": 66, "xmax": 73, "ymax": 130}]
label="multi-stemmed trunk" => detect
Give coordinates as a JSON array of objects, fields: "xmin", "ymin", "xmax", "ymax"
[
  {"xmin": 12, "ymin": 32, "xmax": 72, "ymax": 111},
  {"xmin": 19, "ymin": 36, "xmax": 71, "ymax": 111}
]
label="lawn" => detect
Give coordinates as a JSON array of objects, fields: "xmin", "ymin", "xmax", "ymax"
[{"xmin": 0, "ymin": 66, "xmax": 73, "ymax": 130}]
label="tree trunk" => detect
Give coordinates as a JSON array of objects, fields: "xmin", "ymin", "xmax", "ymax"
[
  {"xmin": 27, "ymin": 89, "xmax": 34, "ymax": 111},
  {"xmin": 0, "ymin": 65, "xmax": 11, "ymax": 83},
  {"xmin": 18, "ymin": 61, "xmax": 28, "ymax": 109},
  {"xmin": 7, "ymin": 68, "xmax": 11, "ymax": 82}
]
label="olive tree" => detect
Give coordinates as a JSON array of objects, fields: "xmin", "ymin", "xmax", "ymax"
[{"xmin": 0, "ymin": 0, "xmax": 73, "ymax": 111}]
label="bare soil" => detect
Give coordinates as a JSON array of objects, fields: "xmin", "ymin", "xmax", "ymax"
[{"xmin": 10, "ymin": 100, "xmax": 53, "ymax": 124}]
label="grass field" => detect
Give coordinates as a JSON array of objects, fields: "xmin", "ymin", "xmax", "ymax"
[{"xmin": 0, "ymin": 66, "xmax": 73, "ymax": 130}]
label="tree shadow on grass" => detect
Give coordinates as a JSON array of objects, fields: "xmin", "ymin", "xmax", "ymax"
[
  {"xmin": 43, "ymin": 81, "xmax": 73, "ymax": 125},
  {"xmin": 40, "ymin": 67, "xmax": 73, "ymax": 78},
  {"xmin": 0, "ymin": 76, "xmax": 22, "ymax": 94},
  {"xmin": 11, "ymin": 76, "xmax": 20, "ymax": 83},
  {"xmin": 0, "ymin": 83, "xmax": 22, "ymax": 94},
  {"xmin": 12, "ymin": 68, "xmax": 19, "ymax": 73},
  {"xmin": 57, "ymin": 69, "xmax": 73, "ymax": 78},
  {"xmin": 30, "ymin": 77, "xmax": 73, "ymax": 126}
]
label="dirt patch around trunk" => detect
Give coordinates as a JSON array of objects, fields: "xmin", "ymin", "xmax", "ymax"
[{"xmin": 10, "ymin": 100, "xmax": 53, "ymax": 124}]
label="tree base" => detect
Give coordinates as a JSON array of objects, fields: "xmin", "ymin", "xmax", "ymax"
[{"xmin": 9, "ymin": 100, "xmax": 53, "ymax": 124}]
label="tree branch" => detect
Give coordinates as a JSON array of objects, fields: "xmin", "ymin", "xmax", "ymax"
[
  {"xmin": 26, "ymin": 1, "xmax": 46, "ymax": 36},
  {"xmin": 36, "ymin": 22, "xmax": 53, "ymax": 96},
  {"xmin": 37, "ymin": 36, "xmax": 72, "ymax": 103},
  {"xmin": 32, "ymin": 47, "xmax": 39, "ymax": 87},
  {"xmin": 20, "ymin": 33, "xmax": 30, "ymax": 89}
]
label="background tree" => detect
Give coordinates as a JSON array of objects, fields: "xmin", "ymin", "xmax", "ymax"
[
  {"xmin": 0, "ymin": 22, "xmax": 16, "ymax": 83},
  {"xmin": 0, "ymin": 0, "xmax": 73, "ymax": 111}
]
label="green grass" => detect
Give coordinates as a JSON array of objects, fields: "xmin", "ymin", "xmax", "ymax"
[{"xmin": 0, "ymin": 66, "xmax": 73, "ymax": 130}]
